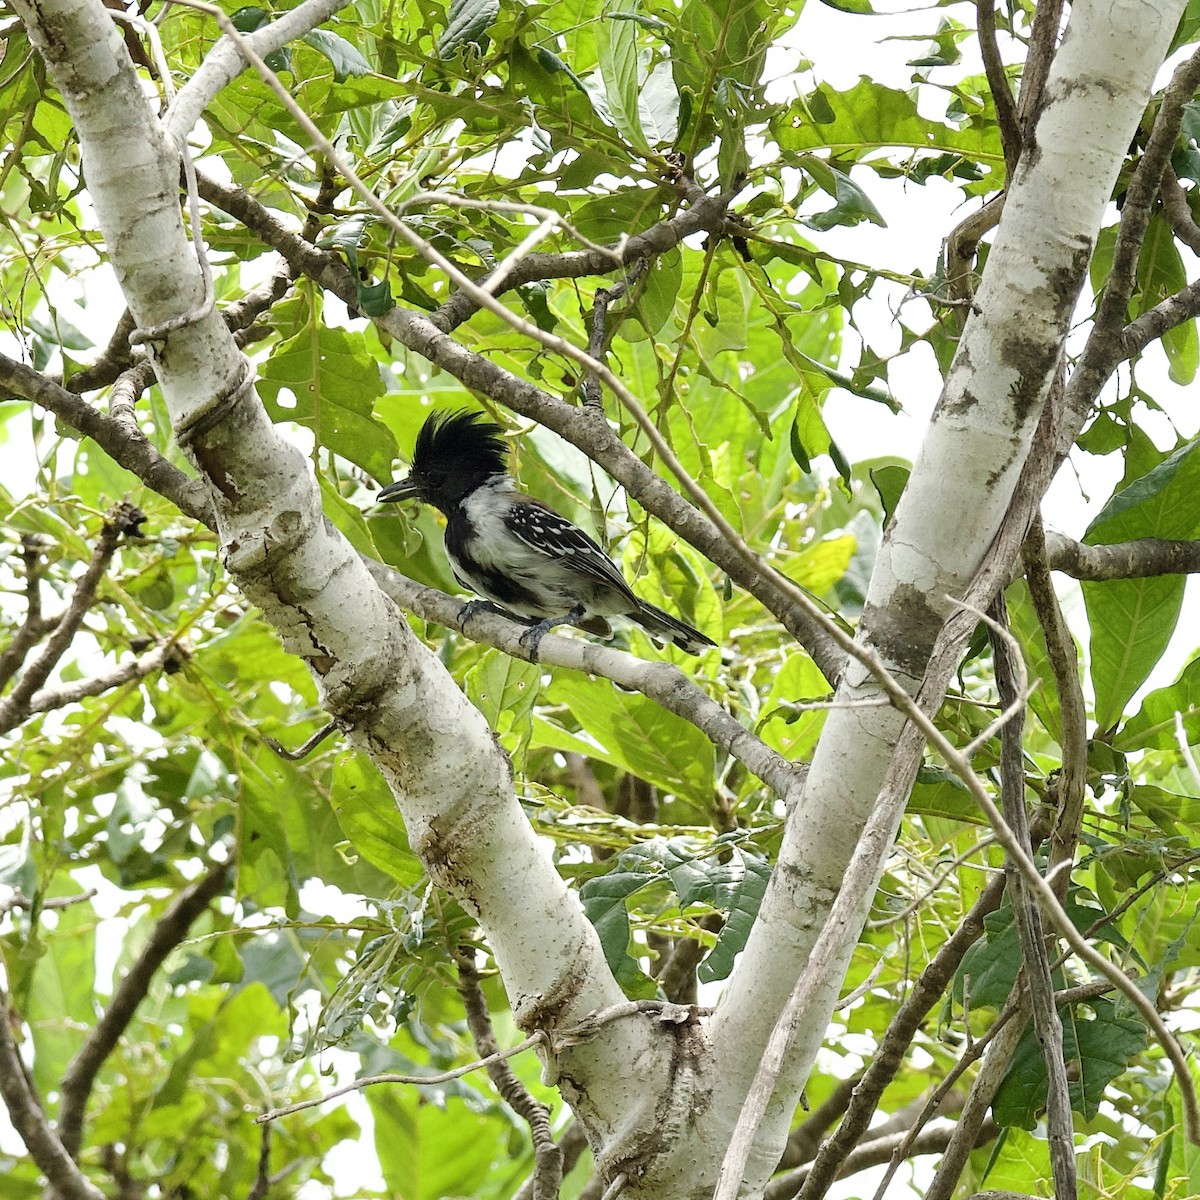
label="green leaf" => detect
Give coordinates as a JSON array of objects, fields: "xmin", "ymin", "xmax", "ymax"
[
  {"xmin": 579, "ymin": 858, "xmax": 659, "ymax": 997},
  {"xmin": 580, "ymin": 838, "xmax": 769, "ymax": 989},
  {"xmin": 1087, "ymin": 574, "xmax": 1186, "ymax": 734},
  {"xmin": 869, "ymin": 464, "xmax": 909, "ymax": 527},
  {"xmin": 780, "ymin": 534, "xmax": 856, "ymax": 594},
  {"xmin": 303, "ymin": 29, "xmax": 372, "ymax": 81},
  {"xmin": 626, "ymin": 248, "xmax": 682, "ymax": 341},
  {"xmin": 1135, "ymin": 215, "xmax": 1198, "ymax": 385},
  {"xmin": 803, "ymin": 165, "xmax": 886, "ymax": 231},
  {"xmin": 716, "ymin": 79, "xmax": 749, "ymax": 188},
  {"xmin": 993, "ymin": 998, "xmax": 1147, "ymax": 1129},
  {"xmin": 536, "ymin": 675, "xmax": 714, "ymax": 810},
  {"xmin": 954, "ymin": 904, "xmax": 1025, "ymax": 1010},
  {"xmin": 596, "ymin": 0, "xmax": 651, "ymax": 154},
  {"xmin": 908, "ymin": 763, "xmax": 985, "ymax": 827},
  {"xmin": 771, "ymin": 79, "xmax": 1002, "ymax": 168},
  {"xmin": 438, "ymin": 0, "xmax": 499, "ymax": 58},
  {"xmin": 463, "ymin": 651, "xmax": 541, "ymax": 764},
  {"xmin": 24, "ymin": 890, "xmax": 97, "ymax": 1096},
  {"xmin": 1085, "ymin": 437, "xmax": 1200, "ymax": 537},
  {"xmin": 639, "ymin": 60, "xmax": 679, "ymax": 146},
  {"xmin": 1084, "ymin": 437, "xmax": 1200, "ymax": 730},
  {"xmin": 695, "ymin": 846, "xmax": 770, "ymax": 983},
  {"xmin": 258, "ymin": 322, "xmax": 396, "ymax": 482},
  {"xmin": 0, "ymin": 823, "xmax": 36, "ymax": 895},
  {"xmin": 230, "ymin": 6, "xmax": 270, "ymax": 32},
  {"xmin": 330, "ymin": 754, "xmax": 425, "ymax": 887},
  {"xmin": 1117, "ymin": 653, "xmax": 1200, "ymax": 751},
  {"xmin": 368, "ymin": 1087, "xmax": 419, "ymax": 1197}
]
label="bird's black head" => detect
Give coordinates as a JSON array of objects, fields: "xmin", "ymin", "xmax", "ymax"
[{"xmin": 379, "ymin": 409, "xmax": 509, "ymax": 513}]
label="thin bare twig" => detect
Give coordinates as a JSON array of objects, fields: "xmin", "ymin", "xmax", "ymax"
[
  {"xmin": 57, "ymin": 858, "xmax": 232, "ymax": 1157},
  {"xmin": 513, "ymin": 1123, "xmax": 591, "ymax": 1200},
  {"xmin": 1023, "ymin": 517, "xmax": 1087, "ymax": 893},
  {"xmin": 0, "ymin": 888, "xmax": 97, "ymax": 916},
  {"xmin": 264, "ymin": 720, "xmax": 341, "ymax": 761},
  {"xmin": 27, "ymin": 639, "xmax": 187, "ymax": 715},
  {"xmin": 0, "ymin": 536, "xmax": 52, "ymax": 689},
  {"xmin": 794, "ymin": 870, "xmax": 1008, "ymax": 1200},
  {"xmin": 258, "ymin": 1034, "xmax": 546, "ymax": 1123},
  {"xmin": 1160, "ymin": 164, "xmax": 1200, "ymax": 255},
  {"xmin": 247, "ymin": 1124, "xmax": 271, "ymax": 1200},
  {"xmin": 778, "ymin": 1075, "xmax": 860, "ymax": 1171},
  {"xmin": 599, "ymin": 1171, "xmax": 627, "ymax": 1200},
  {"xmin": 990, "ymin": 596, "xmax": 1075, "ymax": 1200},
  {"xmin": 769, "ymin": 1117, "xmax": 998, "ymax": 1199},
  {"xmin": 1014, "ymin": 0, "xmax": 1064, "ymax": 132},
  {"xmin": 583, "ymin": 260, "xmax": 649, "ymax": 407},
  {"xmin": 0, "ymin": 506, "xmax": 134, "ymax": 736},
  {"xmin": 976, "ymin": 0, "xmax": 1020, "ymax": 175},
  {"xmin": 945, "ymin": 195, "xmax": 1004, "ymax": 309},
  {"xmin": 453, "ymin": 945, "xmax": 562, "ymax": 1200},
  {"xmin": 258, "ymin": 999, "xmax": 697, "ymax": 1124},
  {"xmin": 866, "ymin": 836, "xmax": 997, "ymax": 929},
  {"xmin": 0, "ymin": 985, "xmax": 107, "ymax": 1200},
  {"xmin": 1067, "ymin": 45, "xmax": 1200, "ymax": 417}
]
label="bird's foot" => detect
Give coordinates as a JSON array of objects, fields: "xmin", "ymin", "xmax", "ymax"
[
  {"xmin": 518, "ymin": 619, "xmax": 552, "ymax": 663},
  {"xmin": 517, "ymin": 604, "xmax": 585, "ymax": 663},
  {"xmin": 458, "ymin": 599, "xmax": 508, "ymax": 630}
]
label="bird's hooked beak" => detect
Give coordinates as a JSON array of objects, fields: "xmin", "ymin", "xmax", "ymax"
[{"xmin": 378, "ymin": 476, "xmax": 421, "ymax": 503}]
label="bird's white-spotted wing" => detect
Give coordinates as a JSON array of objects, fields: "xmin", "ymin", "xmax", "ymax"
[{"xmin": 504, "ymin": 499, "xmax": 638, "ymax": 602}]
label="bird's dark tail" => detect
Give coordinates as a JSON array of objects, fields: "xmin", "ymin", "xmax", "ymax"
[{"xmin": 631, "ymin": 601, "xmax": 715, "ymax": 656}]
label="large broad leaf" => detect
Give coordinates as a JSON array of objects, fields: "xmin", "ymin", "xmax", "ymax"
[
  {"xmin": 596, "ymin": 0, "xmax": 651, "ymax": 153},
  {"xmin": 1085, "ymin": 576, "xmax": 1184, "ymax": 735},
  {"xmin": 330, "ymin": 754, "xmax": 425, "ymax": 888},
  {"xmin": 954, "ymin": 896, "xmax": 1124, "ymax": 1012},
  {"xmin": 992, "ymin": 998, "xmax": 1147, "ymax": 1130},
  {"xmin": 463, "ymin": 651, "xmax": 541, "ymax": 764},
  {"xmin": 1117, "ymin": 652, "xmax": 1200, "ymax": 751},
  {"xmin": 438, "ymin": 0, "xmax": 499, "ymax": 58},
  {"xmin": 691, "ymin": 845, "xmax": 770, "ymax": 983},
  {"xmin": 258, "ymin": 323, "xmax": 396, "ymax": 481},
  {"xmin": 22, "ymin": 886, "xmax": 97, "ymax": 1097},
  {"xmin": 303, "ymin": 29, "xmax": 372, "ymax": 81},
  {"xmin": 578, "ymin": 856, "xmax": 661, "ymax": 997},
  {"xmin": 1135, "ymin": 215, "xmax": 1198, "ymax": 385},
  {"xmin": 579, "ymin": 837, "xmax": 770, "ymax": 991},
  {"xmin": 535, "ymin": 674, "xmax": 715, "ymax": 810},
  {"xmin": 770, "ymin": 78, "xmax": 1002, "ymax": 166},
  {"xmin": 1083, "ymin": 437, "xmax": 1200, "ymax": 732},
  {"xmin": 672, "ymin": 0, "xmax": 779, "ymax": 120}
]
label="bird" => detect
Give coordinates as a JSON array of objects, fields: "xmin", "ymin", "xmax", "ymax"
[{"xmin": 378, "ymin": 409, "xmax": 716, "ymax": 660}]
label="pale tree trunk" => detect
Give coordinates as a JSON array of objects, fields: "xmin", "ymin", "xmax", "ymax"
[
  {"xmin": 697, "ymin": 3, "xmax": 1187, "ymax": 1194},
  {"xmin": 8, "ymin": 0, "xmax": 678, "ymax": 1183}
]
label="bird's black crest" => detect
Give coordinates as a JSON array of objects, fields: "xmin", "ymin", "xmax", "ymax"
[{"xmin": 412, "ymin": 409, "xmax": 509, "ymax": 479}]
